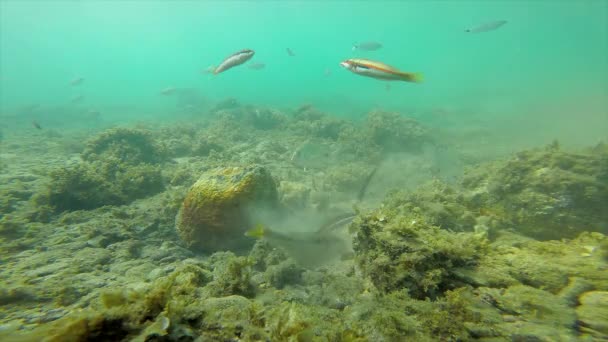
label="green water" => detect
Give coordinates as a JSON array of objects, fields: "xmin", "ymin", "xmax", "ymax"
[{"xmin": 2, "ymin": 1, "xmax": 607, "ymax": 141}]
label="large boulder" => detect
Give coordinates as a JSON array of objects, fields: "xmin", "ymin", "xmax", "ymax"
[{"xmin": 175, "ymin": 165, "xmax": 279, "ymax": 252}]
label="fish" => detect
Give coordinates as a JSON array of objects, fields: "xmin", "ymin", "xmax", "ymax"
[
  {"xmin": 160, "ymin": 86, "xmax": 176, "ymax": 95},
  {"xmin": 71, "ymin": 94, "xmax": 85, "ymax": 103},
  {"xmin": 70, "ymin": 77, "xmax": 84, "ymax": 86},
  {"xmin": 211, "ymin": 49, "xmax": 255, "ymax": 74},
  {"xmin": 32, "ymin": 120, "xmax": 42, "ymax": 130},
  {"xmin": 352, "ymin": 41, "xmax": 382, "ymax": 51},
  {"xmin": 340, "ymin": 58, "xmax": 423, "ymax": 83},
  {"xmin": 248, "ymin": 62, "xmax": 266, "ymax": 70},
  {"xmin": 202, "ymin": 66, "xmax": 216, "ymax": 74},
  {"xmin": 465, "ymin": 20, "xmax": 507, "ymax": 33},
  {"xmin": 286, "ymin": 48, "xmax": 295, "ymax": 56}
]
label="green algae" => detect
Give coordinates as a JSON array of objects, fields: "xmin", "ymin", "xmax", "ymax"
[
  {"xmin": 352, "ymin": 203, "xmax": 486, "ymax": 298},
  {"xmin": 82, "ymin": 127, "xmax": 167, "ymax": 165},
  {"xmin": 41, "ymin": 160, "xmax": 164, "ymax": 211},
  {"xmin": 461, "ymin": 142, "xmax": 608, "ymax": 240}
]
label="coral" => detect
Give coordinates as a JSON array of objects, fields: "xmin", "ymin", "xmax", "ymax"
[
  {"xmin": 461, "ymin": 143, "xmax": 608, "ymax": 240},
  {"xmin": 82, "ymin": 128, "xmax": 166, "ymax": 165},
  {"xmin": 175, "ymin": 165, "xmax": 279, "ymax": 252}
]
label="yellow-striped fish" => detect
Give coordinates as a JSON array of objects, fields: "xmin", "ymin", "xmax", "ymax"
[{"xmin": 340, "ymin": 58, "xmax": 423, "ymax": 83}]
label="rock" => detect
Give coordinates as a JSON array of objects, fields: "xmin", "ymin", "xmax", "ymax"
[
  {"xmin": 461, "ymin": 144, "xmax": 608, "ymax": 240},
  {"xmin": 201, "ymin": 295, "xmax": 253, "ymax": 323},
  {"xmin": 175, "ymin": 165, "xmax": 278, "ymax": 252}
]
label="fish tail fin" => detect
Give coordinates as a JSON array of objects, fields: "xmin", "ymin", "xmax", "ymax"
[
  {"xmin": 245, "ymin": 223, "xmax": 266, "ymax": 238},
  {"xmin": 400, "ymin": 72, "xmax": 424, "ymax": 83}
]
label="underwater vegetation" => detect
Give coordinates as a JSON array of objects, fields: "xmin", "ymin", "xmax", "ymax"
[
  {"xmin": 0, "ymin": 101, "xmax": 607, "ymax": 341},
  {"xmin": 461, "ymin": 142, "xmax": 608, "ymax": 240},
  {"xmin": 36, "ymin": 128, "xmax": 167, "ymax": 212}
]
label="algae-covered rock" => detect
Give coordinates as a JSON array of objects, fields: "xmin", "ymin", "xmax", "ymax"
[
  {"xmin": 278, "ymin": 181, "xmax": 310, "ymax": 212},
  {"xmin": 82, "ymin": 127, "xmax": 166, "ymax": 165},
  {"xmin": 462, "ymin": 143, "xmax": 608, "ymax": 240},
  {"xmin": 352, "ymin": 199, "xmax": 486, "ymax": 298},
  {"xmin": 576, "ymin": 291, "xmax": 608, "ymax": 339},
  {"xmin": 364, "ymin": 110, "xmax": 430, "ymax": 152},
  {"xmin": 205, "ymin": 251, "xmax": 255, "ymax": 297},
  {"xmin": 45, "ymin": 161, "xmax": 164, "ymax": 211},
  {"xmin": 382, "ymin": 180, "xmax": 477, "ymax": 233},
  {"xmin": 175, "ymin": 165, "xmax": 279, "ymax": 252}
]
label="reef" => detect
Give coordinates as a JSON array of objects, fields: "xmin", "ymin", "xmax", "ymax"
[{"xmin": 175, "ymin": 165, "xmax": 279, "ymax": 253}]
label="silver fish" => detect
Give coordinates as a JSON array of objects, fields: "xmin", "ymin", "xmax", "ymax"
[
  {"xmin": 213, "ymin": 49, "xmax": 255, "ymax": 74},
  {"xmin": 465, "ymin": 20, "xmax": 507, "ymax": 33},
  {"xmin": 160, "ymin": 86, "xmax": 176, "ymax": 95},
  {"xmin": 71, "ymin": 94, "xmax": 85, "ymax": 103},
  {"xmin": 70, "ymin": 77, "xmax": 84, "ymax": 86},
  {"xmin": 352, "ymin": 41, "xmax": 382, "ymax": 51},
  {"xmin": 248, "ymin": 62, "xmax": 266, "ymax": 70}
]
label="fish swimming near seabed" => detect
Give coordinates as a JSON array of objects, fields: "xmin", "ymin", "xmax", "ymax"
[
  {"xmin": 340, "ymin": 58, "xmax": 423, "ymax": 83},
  {"xmin": 352, "ymin": 41, "xmax": 382, "ymax": 51},
  {"xmin": 211, "ymin": 49, "xmax": 255, "ymax": 74},
  {"xmin": 465, "ymin": 20, "xmax": 507, "ymax": 33}
]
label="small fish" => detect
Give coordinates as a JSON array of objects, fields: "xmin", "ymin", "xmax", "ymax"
[
  {"xmin": 32, "ymin": 120, "xmax": 42, "ymax": 130},
  {"xmin": 71, "ymin": 94, "xmax": 85, "ymax": 103},
  {"xmin": 286, "ymin": 48, "xmax": 295, "ymax": 56},
  {"xmin": 465, "ymin": 20, "xmax": 507, "ymax": 33},
  {"xmin": 248, "ymin": 62, "xmax": 266, "ymax": 70},
  {"xmin": 340, "ymin": 58, "xmax": 423, "ymax": 83},
  {"xmin": 160, "ymin": 86, "xmax": 176, "ymax": 95},
  {"xmin": 70, "ymin": 77, "xmax": 84, "ymax": 86},
  {"xmin": 352, "ymin": 41, "xmax": 382, "ymax": 51},
  {"xmin": 211, "ymin": 49, "xmax": 255, "ymax": 74}
]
